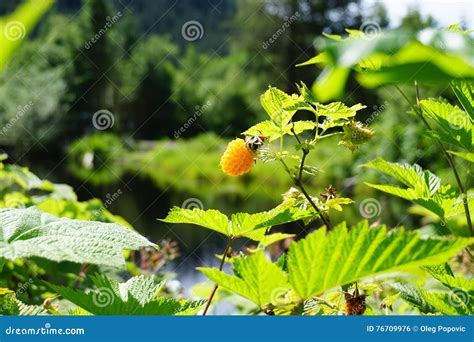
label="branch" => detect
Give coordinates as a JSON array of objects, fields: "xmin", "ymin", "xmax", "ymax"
[{"xmin": 202, "ymin": 236, "xmax": 233, "ymax": 315}]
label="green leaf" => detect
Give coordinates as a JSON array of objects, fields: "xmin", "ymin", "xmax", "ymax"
[
  {"xmin": 363, "ymin": 158, "xmax": 441, "ymax": 197},
  {"xmin": 160, "ymin": 207, "xmax": 230, "ymax": 236},
  {"xmin": 0, "ymin": 0, "xmax": 55, "ymax": 70},
  {"xmin": 198, "ymin": 251, "xmax": 289, "ymax": 308},
  {"xmin": 242, "ymin": 120, "xmax": 316, "ymax": 142},
  {"xmin": 244, "ymin": 230, "xmax": 294, "ymax": 248},
  {"xmin": 160, "ymin": 205, "xmax": 313, "ymax": 239},
  {"xmin": 451, "ymin": 81, "xmax": 474, "ymax": 121},
  {"xmin": 45, "ymin": 275, "xmax": 204, "ymax": 315},
  {"xmin": 0, "ymin": 207, "xmax": 155, "ymax": 267},
  {"xmin": 287, "ymin": 221, "xmax": 473, "ymax": 299},
  {"xmin": 318, "ymin": 102, "xmax": 366, "ymax": 121},
  {"xmin": 260, "ymin": 87, "xmax": 298, "ymax": 127},
  {"xmin": 421, "ymin": 290, "xmax": 471, "ymax": 315},
  {"xmin": 391, "ymin": 282, "xmax": 434, "ymax": 314},
  {"xmin": 419, "ymin": 99, "xmax": 472, "ymax": 151},
  {"xmin": 363, "ymin": 158, "xmax": 467, "ymax": 221},
  {"xmin": 312, "ymin": 66, "xmax": 350, "ymax": 102},
  {"xmin": 448, "ymin": 150, "xmax": 474, "ymax": 162},
  {"xmin": 308, "ymin": 28, "xmax": 474, "ymax": 100},
  {"xmin": 242, "ymin": 120, "xmax": 281, "ymax": 141}
]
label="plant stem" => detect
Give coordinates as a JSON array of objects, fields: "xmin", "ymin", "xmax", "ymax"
[
  {"xmin": 395, "ymin": 85, "xmax": 473, "ymax": 236},
  {"xmin": 291, "ymin": 127, "xmax": 331, "ymax": 229},
  {"xmin": 202, "ymin": 236, "xmax": 233, "ymax": 315}
]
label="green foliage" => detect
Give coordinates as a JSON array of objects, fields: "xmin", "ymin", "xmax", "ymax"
[
  {"xmin": 363, "ymin": 158, "xmax": 473, "ymax": 233},
  {"xmin": 67, "ymin": 133, "xmax": 125, "ymax": 186},
  {"xmin": 199, "ymin": 251, "xmax": 289, "ymax": 308},
  {"xmin": 303, "ymin": 28, "xmax": 474, "ymax": 101},
  {"xmin": 420, "ymin": 98, "xmax": 472, "ymax": 151},
  {"xmin": 0, "ymin": 288, "xmax": 47, "ymax": 315},
  {"xmin": 0, "ymin": 207, "xmax": 155, "ymax": 267},
  {"xmin": 45, "ymin": 274, "xmax": 205, "ymax": 315},
  {"xmin": 198, "ymin": 221, "xmax": 472, "ymax": 309},
  {"xmin": 0, "ymin": 0, "xmax": 54, "ymax": 70},
  {"xmin": 393, "ymin": 268, "xmax": 473, "ymax": 315},
  {"xmin": 161, "ymin": 203, "xmax": 312, "ymax": 242},
  {"xmin": 286, "ymin": 221, "xmax": 472, "ymax": 299}
]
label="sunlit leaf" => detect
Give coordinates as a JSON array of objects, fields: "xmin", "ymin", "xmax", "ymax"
[
  {"xmin": 198, "ymin": 251, "xmax": 289, "ymax": 308},
  {"xmin": 287, "ymin": 221, "xmax": 473, "ymax": 299}
]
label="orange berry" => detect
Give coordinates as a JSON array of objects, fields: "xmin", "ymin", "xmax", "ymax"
[{"xmin": 220, "ymin": 139, "xmax": 256, "ymax": 176}]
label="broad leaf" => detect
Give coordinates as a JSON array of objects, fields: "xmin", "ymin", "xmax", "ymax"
[
  {"xmin": 0, "ymin": 207, "xmax": 155, "ymax": 267},
  {"xmin": 243, "ymin": 120, "xmax": 316, "ymax": 142},
  {"xmin": 260, "ymin": 87, "xmax": 299, "ymax": 127},
  {"xmin": 420, "ymin": 99, "xmax": 472, "ymax": 151},
  {"xmin": 0, "ymin": 0, "xmax": 54, "ymax": 70},
  {"xmin": 287, "ymin": 221, "xmax": 473, "ymax": 299},
  {"xmin": 160, "ymin": 205, "xmax": 313, "ymax": 239},
  {"xmin": 451, "ymin": 81, "xmax": 474, "ymax": 121},
  {"xmin": 317, "ymin": 102, "xmax": 366, "ymax": 121},
  {"xmin": 46, "ymin": 275, "xmax": 204, "ymax": 315},
  {"xmin": 198, "ymin": 251, "xmax": 289, "ymax": 308},
  {"xmin": 362, "ymin": 159, "xmax": 466, "ymax": 221}
]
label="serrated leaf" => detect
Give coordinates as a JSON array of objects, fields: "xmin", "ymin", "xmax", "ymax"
[
  {"xmin": 160, "ymin": 205, "xmax": 312, "ymax": 239},
  {"xmin": 260, "ymin": 87, "xmax": 298, "ymax": 127},
  {"xmin": 198, "ymin": 251, "xmax": 289, "ymax": 308},
  {"xmin": 391, "ymin": 282, "xmax": 434, "ymax": 314},
  {"xmin": 0, "ymin": 207, "xmax": 155, "ymax": 267},
  {"xmin": 421, "ymin": 290, "xmax": 471, "ymax": 315},
  {"xmin": 45, "ymin": 275, "xmax": 204, "ymax": 315},
  {"xmin": 363, "ymin": 158, "xmax": 441, "ymax": 197},
  {"xmin": 451, "ymin": 81, "xmax": 474, "ymax": 121},
  {"xmin": 363, "ymin": 158, "xmax": 467, "ymax": 222},
  {"xmin": 317, "ymin": 102, "xmax": 366, "ymax": 120},
  {"xmin": 420, "ymin": 99, "xmax": 472, "ymax": 151},
  {"xmin": 243, "ymin": 120, "xmax": 316, "ymax": 143},
  {"xmin": 242, "ymin": 120, "xmax": 281, "ymax": 141},
  {"xmin": 160, "ymin": 207, "xmax": 230, "ymax": 236},
  {"xmin": 448, "ymin": 150, "xmax": 474, "ymax": 162},
  {"xmin": 287, "ymin": 220, "xmax": 473, "ymax": 299},
  {"xmin": 244, "ymin": 229, "xmax": 294, "ymax": 248}
]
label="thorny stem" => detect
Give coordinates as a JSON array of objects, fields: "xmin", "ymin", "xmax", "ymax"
[
  {"xmin": 291, "ymin": 126, "xmax": 331, "ymax": 229},
  {"xmin": 395, "ymin": 85, "xmax": 473, "ymax": 236},
  {"xmin": 202, "ymin": 236, "xmax": 233, "ymax": 315}
]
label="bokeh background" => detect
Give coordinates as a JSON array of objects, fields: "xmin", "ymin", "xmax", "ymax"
[{"xmin": 0, "ymin": 0, "xmax": 472, "ymax": 289}]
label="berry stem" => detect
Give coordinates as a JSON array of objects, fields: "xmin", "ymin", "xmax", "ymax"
[
  {"xmin": 202, "ymin": 236, "xmax": 233, "ymax": 315},
  {"xmin": 291, "ymin": 126, "xmax": 331, "ymax": 229}
]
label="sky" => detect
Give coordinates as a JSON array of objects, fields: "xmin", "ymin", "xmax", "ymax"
[{"xmin": 363, "ymin": 0, "xmax": 474, "ymax": 28}]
